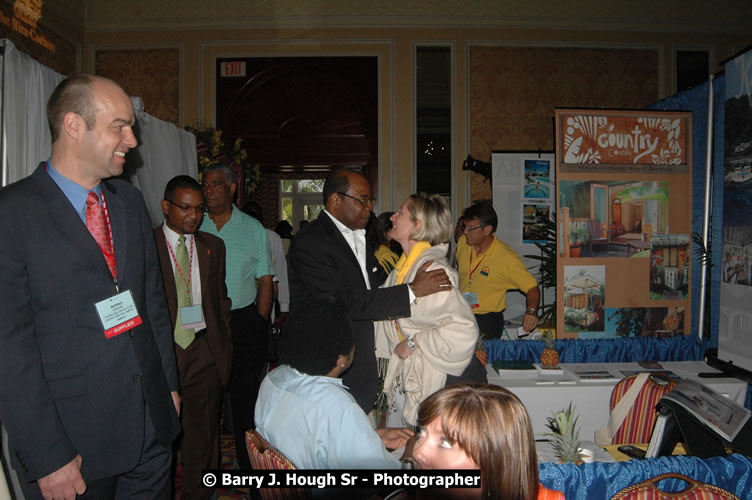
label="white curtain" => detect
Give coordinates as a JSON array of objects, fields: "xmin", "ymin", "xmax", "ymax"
[
  {"xmin": 1, "ymin": 39, "xmax": 64, "ymax": 186},
  {"xmin": 0, "ymin": 39, "xmax": 198, "ymax": 224},
  {"xmin": 125, "ymin": 97, "xmax": 198, "ymax": 225}
]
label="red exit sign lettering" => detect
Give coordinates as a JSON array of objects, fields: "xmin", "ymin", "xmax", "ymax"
[{"xmin": 220, "ymin": 61, "xmax": 246, "ymax": 77}]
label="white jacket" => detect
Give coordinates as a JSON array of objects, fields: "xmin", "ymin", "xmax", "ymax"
[{"xmin": 374, "ymin": 244, "xmax": 479, "ymax": 425}]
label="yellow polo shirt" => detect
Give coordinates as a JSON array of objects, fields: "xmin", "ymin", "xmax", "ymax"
[{"xmin": 456, "ymin": 234, "xmax": 537, "ymax": 314}]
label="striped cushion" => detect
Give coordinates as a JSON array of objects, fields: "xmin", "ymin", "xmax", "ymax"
[
  {"xmin": 611, "ymin": 473, "xmax": 740, "ymax": 499},
  {"xmin": 245, "ymin": 430, "xmax": 311, "ymax": 500},
  {"xmin": 609, "ymin": 374, "xmax": 676, "ymax": 445}
]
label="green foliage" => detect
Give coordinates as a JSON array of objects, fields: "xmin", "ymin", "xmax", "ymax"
[
  {"xmin": 543, "ymin": 403, "xmax": 582, "ymax": 463},
  {"xmin": 560, "ymin": 181, "xmax": 592, "ymax": 218},
  {"xmin": 692, "ymin": 231, "xmax": 713, "ymax": 339},
  {"xmin": 569, "ymin": 225, "xmax": 589, "ymax": 246},
  {"xmin": 299, "ymin": 179, "xmax": 325, "ymax": 193},
  {"xmin": 607, "ymin": 308, "xmax": 647, "ymax": 337},
  {"xmin": 304, "ymin": 204, "xmax": 323, "ymax": 221},
  {"xmin": 281, "ymin": 199, "xmax": 293, "ymax": 223},
  {"xmin": 525, "ymin": 213, "xmax": 557, "ymax": 326},
  {"xmin": 185, "ymin": 122, "xmax": 261, "ymax": 192},
  {"xmin": 564, "ymin": 307, "xmax": 591, "ymax": 330},
  {"xmin": 542, "ymin": 329, "xmax": 556, "ymax": 349}
]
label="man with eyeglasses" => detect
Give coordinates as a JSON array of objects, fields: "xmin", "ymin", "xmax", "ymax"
[
  {"xmin": 456, "ymin": 202, "xmax": 540, "ymax": 339},
  {"xmin": 289, "ymin": 168, "xmax": 452, "ymax": 412},
  {"xmin": 154, "ymin": 175, "xmax": 232, "ymax": 499}
]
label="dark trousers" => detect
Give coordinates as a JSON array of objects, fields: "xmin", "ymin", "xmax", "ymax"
[
  {"xmin": 229, "ymin": 304, "xmax": 268, "ymax": 470},
  {"xmin": 19, "ymin": 404, "xmax": 172, "ymax": 500},
  {"xmin": 475, "ymin": 311, "xmax": 505, "ymax": 339},
  {"xmin": 342, "ymin": 322, "xmax": 380, "ymax": 413},
  {"xmin": 175, "ymin": 333, "xmax": 223, "ymax": 500}
]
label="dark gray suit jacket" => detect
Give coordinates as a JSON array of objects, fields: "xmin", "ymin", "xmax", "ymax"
[
  {"xmin": 288, "ymin": 211, "xmax": 411, "ymax": 410},
  {"xmin": 0, "ymin": 164, "xmax": 181, "ymax": 482}
]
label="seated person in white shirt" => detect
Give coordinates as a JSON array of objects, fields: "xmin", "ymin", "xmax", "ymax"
[{"xmin": 254, "ymin": 300, "xmax": 413, "ymax": 469}]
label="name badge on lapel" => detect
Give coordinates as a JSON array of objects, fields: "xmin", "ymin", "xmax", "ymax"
[{"xmin": 95, "ymin": 290, "xmax": 142, "ymax": 338}]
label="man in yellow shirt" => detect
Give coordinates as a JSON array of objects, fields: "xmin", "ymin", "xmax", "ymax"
[{"xmin": 456, "ymin": 202, "xmax": 540, "ymax": 338}]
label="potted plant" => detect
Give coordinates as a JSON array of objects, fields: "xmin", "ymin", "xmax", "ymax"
[
  {"xmin": 569, "ymin": 225, "xmax": 589, "ymax": 257},
  {"xmin": 525, "ymin": 212, "xmax": 556, "ymax": 328}
]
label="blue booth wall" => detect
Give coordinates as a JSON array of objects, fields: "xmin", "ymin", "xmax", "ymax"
[{"xmin": 649, "ymin": 76, "xmax": 726, "ymax": 351}]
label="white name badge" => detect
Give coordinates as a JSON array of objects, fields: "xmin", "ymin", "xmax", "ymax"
[
  {"xmin": 462, "ymin": 291, "xmax": 480, "ymax": 309},
  {"xmin": 181, "ymin": 304, "xmax": 205, "ymax": 329},
  {"xmin": 95, "ymin": 290, "xmax": 142, "ymax": 338}
]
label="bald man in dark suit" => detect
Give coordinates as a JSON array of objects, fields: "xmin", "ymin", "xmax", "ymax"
[{"xmin": 0, "ymin": 74, "xmax": 180, "ymax": 499}]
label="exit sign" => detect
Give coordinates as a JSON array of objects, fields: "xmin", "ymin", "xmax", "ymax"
[{"xmin": 220, "ymin": 61, "xmax": 246, "ymax": 77}]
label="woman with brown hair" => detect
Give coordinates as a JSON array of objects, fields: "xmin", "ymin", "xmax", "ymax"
[{"xmin": 411, "ymin": 383, "xmax": 565, "ymax": 500}]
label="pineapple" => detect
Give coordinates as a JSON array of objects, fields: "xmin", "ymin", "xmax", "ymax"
[
  {"xmin": 474, "ymin": 335, "xmax": 488, "ymax": 366},
  {"xmin": 544, "ymin": 403, "xmax": 582, "ymax": 463},
  {"xmin": 540, "ymin": 330, "xmax": 559, "ymax": 367}
]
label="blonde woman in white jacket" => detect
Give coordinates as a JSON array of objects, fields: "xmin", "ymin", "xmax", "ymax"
[{"xmin": 375, "ymin": 193, "xmax": 486, "ymax": 427}]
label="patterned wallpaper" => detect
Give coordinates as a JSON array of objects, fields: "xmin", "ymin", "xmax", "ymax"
[
  {"xmin": 94, "ymin": 48, "xmax": 180, "ymax": 125},
  {"xmin": 469, "ymin": 46, "xmax": 659, "ymax": 200}
]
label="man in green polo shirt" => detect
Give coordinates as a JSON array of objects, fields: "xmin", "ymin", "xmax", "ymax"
[
  {"xmin": 201, "ymin": 164, "xmax": 274, "ymax": 470},
  {"xmin": 456, "ymin": 202, "xmax": 540, "ymax": 339}
]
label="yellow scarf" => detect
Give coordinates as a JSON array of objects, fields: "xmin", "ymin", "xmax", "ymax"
[
  {"xmin": 394, "ymin": 240, "xmax": 432, "ymax": 285},
  {"xmin": 393, "ymin": 241, "xmax": 432, "ymax": 341}
]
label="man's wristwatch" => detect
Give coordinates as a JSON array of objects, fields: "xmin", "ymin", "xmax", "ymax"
[
  {"xmin": 525, "ymin": 308, "xmax": 538, "ymax": 316},
  {"xmin": 407, "ymin": 338, "xmax": 416, "ymax": 350}
]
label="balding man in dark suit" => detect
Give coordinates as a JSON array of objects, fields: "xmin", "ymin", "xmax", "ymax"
[{"xmin": 0, "ymin": 74, "xmax": 180, "ymax": 500}]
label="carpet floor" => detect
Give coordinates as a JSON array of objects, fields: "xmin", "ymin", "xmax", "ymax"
[{"xmin": 174, "ymin": 431, "xmax": 254, "ymax": 500}]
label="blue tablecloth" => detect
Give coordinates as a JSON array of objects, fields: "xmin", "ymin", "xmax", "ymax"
[
  {"xmin": 487, "ymin": 336, "xmax": 752, "ymax": 409},
  {"xmin": 540, "ymin": 454, "xmax": 752, "ymax": 499},
  {"xmin": 485, "ymin": 336, "xmax": 703, "ymax": 364}
]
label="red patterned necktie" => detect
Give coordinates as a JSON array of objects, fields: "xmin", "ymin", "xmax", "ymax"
[{"xmin": 86, "ymin": 191, "xmax": 116, "ymax": 278}]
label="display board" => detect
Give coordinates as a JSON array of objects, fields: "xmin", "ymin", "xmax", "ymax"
[
  {"xmin": 492, "ymin": 151, "xmax": 555, "ymax": 318},
  {"xmin": 719, "ymin": 47, "xmax": 752, "ymax": 373},
  {"xmin": 555, "ymin": 109, "xmax": 693, "ymax": 339}
]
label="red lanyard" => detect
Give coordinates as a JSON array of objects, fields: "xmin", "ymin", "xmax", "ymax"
[
  {"xmin": 165, "ymin": 234, "xmax": 194, "ymax": 296},
  {"xmin": 468, "ymin": 249, "xmax": 486, "ymax": 286}
]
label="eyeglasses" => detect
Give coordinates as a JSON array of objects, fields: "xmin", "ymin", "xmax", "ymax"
[
  {"xmin": 166, "ymin": 200, "xmax": 205, "ymax": 213},
  {"xmin": 462, "ymin": 224, "xmax": 483, "ymax": 232},
  {"xmin": 338, "ymin": 192, "xmax": 375, "ymax": 208}
]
